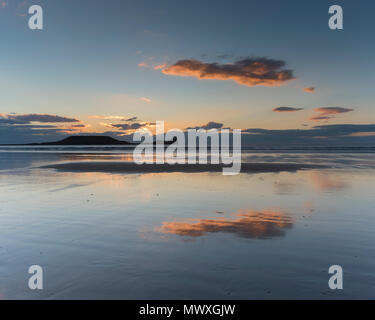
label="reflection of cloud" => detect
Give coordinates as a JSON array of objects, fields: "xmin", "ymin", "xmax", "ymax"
[
  {"xmin": 273, "ymin": 107, "xmax": 303, "ymax": 112},
  {"xmin": 156, "ymin": 210, "xmax": 294, "ymax": 239},
  {"xmin": 161, "ymin": 57, "xmax": 295, "ymax": 87},
  {"xmin": 308, "ymin": 172, "xmax": 350, "ymax": 191},
  {"xmin": 273, "ymin": 181, "xmax": 296, "ymax": 195},
  {"xmin": 304, "ymin": 200, "xmax": 315, "ymax": 214}
]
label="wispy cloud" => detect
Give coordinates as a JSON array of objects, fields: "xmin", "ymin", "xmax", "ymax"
[
  {"xmin": 160, "ymin": 57, "xmax": 295, "ymax": 87},
  {"xmin": 309, "ymin": 107, "xmax": 354, "ymax": 121},
  {"xmin": 0, "ymin": 113, "xmax": 79, "ymax": 123},
  {"xmin": 303, "ymin": 87, "xmax": 315, "ymax": 93},
  {"xmin": 186, "ymin": 121, "xmax": 224, "ymax": 130},
  {"xmin": 153, "ymin": 63, "xmax": 167, "ymax": 70},
  {"xmin": 309, "ymin": 115, "xmax": 331, "ymax": 121},
  {"xmin": 89, "ymin": 115, "xmax": 137, "ymax": 121},
  {"xmin": 315, "ymin": 107, "xmax": 354, "ymax": 115},
  {"xmin": 125, "ymin": 116, "xmax": 139, "ymax": 122},
  {"xmin": 102, "ymin": 121, "xmax": 153, "ymax": 133},
  {"xmin": 273, "ymin": 107, "xmax": 303, "ymax": 112},
  {"xmin": 140, "ymin": 97, "xmax": 152, "ymax": 103}
]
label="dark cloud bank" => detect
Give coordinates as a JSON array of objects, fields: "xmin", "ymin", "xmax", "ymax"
[{"xmin": 1, "ymin": 112, "xmax": 375, "ymax": 146}]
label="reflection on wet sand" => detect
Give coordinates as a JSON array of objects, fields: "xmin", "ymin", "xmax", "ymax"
[
  {"xmin": 308, "ymin": 171, "xmax": 350, "ymax": 191},
  {"xmin": 156, "ymin": 210, "xmax": 294, "ymax": 239}
]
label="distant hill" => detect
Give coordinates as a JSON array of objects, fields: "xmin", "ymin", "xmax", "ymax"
[
  {"xmin": 29, "ymin": 135, "xmax": 177, "ymax": 146},
  {"xmin": 32, "ymin": 136, "xmax": 135, "ymax": 145}
]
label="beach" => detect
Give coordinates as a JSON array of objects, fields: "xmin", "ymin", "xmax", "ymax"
[{"xmin": 0, "ymin": 148, "xmax": 374, "ymax": 299}]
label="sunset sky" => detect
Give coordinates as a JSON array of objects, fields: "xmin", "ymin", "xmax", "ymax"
[{"xmin": 1, "ymin": 0, "xmax": 375, "ymax": 144}]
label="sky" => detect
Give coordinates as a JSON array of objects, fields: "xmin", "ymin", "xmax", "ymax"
[{"xmin": 0, "ymin": 0, "xmax": 375, "ymax": 144}]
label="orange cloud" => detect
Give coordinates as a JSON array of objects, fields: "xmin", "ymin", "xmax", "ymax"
[
  {"xmin": 350, "ymin": 132, "xmax": 375, "ymax": 137},
  {"xmin": 154, "ymin": 63, "xmax": 167, "ymax": 70},
  {"xmin": 161, "ymin": 57, "xmax": 295, "ymax": 87},
  {"xmin": 309, "ymin": 107, "xmax": 354, "ymax": 122},
  {"xmin": 303, "ymin": 87, "xmax": 315, "ymax": 93},
  {"xmin": 156, "ymin": 210, "xmax": 293, "ymax": 239}
]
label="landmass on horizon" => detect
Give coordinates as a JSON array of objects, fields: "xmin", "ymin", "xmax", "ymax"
[
  {"xmin": 0, "ymin": 135, "xmax": 178, "ymax": 146},
  {"xmin": 31, "ymin": 136, "xmax": 135, "ymax": 146}
]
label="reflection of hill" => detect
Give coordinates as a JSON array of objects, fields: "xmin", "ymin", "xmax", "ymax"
[{"xmin": 156, "ymin": 210, "xmax": 294, "ymax": 239}]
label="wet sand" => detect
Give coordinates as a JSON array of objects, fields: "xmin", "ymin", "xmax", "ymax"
[
  {"xmin": 1, "ymin": 151, "xmax": 374, "ymax": 299},
  {"xmin": 41, "ymin": 161, "xmax": 326, "ymax": 174}
]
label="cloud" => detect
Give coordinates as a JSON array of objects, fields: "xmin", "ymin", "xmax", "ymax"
[
  {"xmin": 156, "ymin": 210, "xmax": 294, "ymax": 239},
  {"xmin": 89, "ymin": 115, "xmax": 129, "ymax": 120},
  {"xmin": 138, "ymin": 62, "xmax": 148, "ymax": 68},
  {"xmin": 350, "ymin": 132, "xmax": 375, "ymax": 137},
  {"xmin": 241, "ymin": 124, "xmax": 375, "ymax": 145},
  {"xmin": 104, "ymin": 122, "xmax": 149, "ymax": 131},
  {"xmin": 0, "ymin": 112, "xmax": 84, "ymax": 144},
  {"xmin": 273, "ymin": 107, "xmax": 304, "ymax": 112},
  {"xmin": 160, "ymin": 57, "xmax": 295, "ymax": 87},
  {"xmin": 0, "ymin": 113, "xmax": 79, "ymax": 123},
  {"xmin": 1, "ymin": 1, "xmax": 6, "ymax": 8},
  {"xmin": 125, "ymin": 116, "xmax": 139, "ymax": 122},
  {"xmin": 315, "ymin": 107, "xmax": 354, "ymax": 115},
  {"xmin": 303, "ymin": 87, "xmax": 315, "ymax": 93},
  {"xmin": 186, "ymin": 121, "xmax": 224, "ymax": 130},
  {"xmin": 216, "ymin": 54, "xmax": 234, "ymax": 59},
  {"xmin": 153, "ymin": 63, "xmax": 167, "ymax": 70},
  {"xmin": 0, "ymin": 118, "xmax": 29, "ymax": 125},
  {"xmin": 309, "ymin": 115, "xmax": 332, "ymax": 121},
  {"xmin": 309, "ymin": 107, "xmax": 354, "ymax": 121},
  {"xmin": 140, "ymin": 97, "xmax": 152, "ymax": 103}
]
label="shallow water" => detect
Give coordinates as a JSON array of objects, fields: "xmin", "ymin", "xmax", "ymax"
[{"xmin": 0, "ymin": 149, "xmax": 374, "ymax": 299}]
